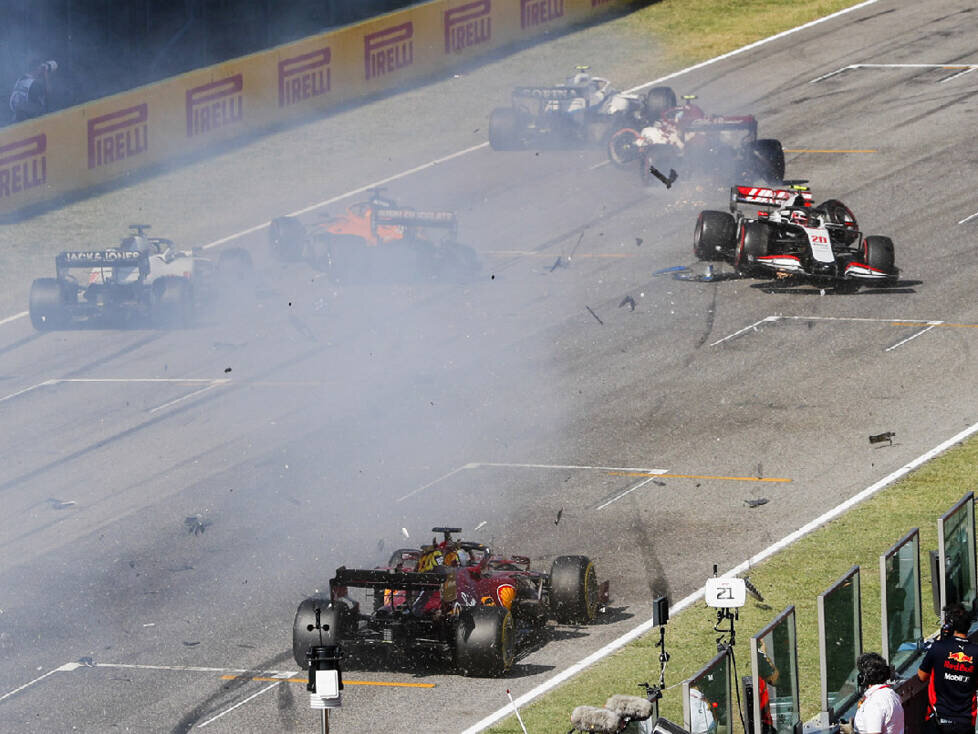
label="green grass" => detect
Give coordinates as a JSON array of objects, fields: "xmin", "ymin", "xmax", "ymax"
[{"xmin": 487, "ymin": 433, "xmax": 978, "ymax": 733}]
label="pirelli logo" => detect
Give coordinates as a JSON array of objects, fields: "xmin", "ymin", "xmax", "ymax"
[
  {"xmin": 279, "ymin": 48, "xmax": 331, "ymax": 108},
  {"xmin": 364, "ymin": 22, "xmax": 413, "ymax": 81},
  {"xmin": 186, "ymin": 74, "xmax": 244, "ymax": 138},
  {"xmin": 444, "ymin": 0, "xmax": 491, "ymax": 54},
  {"xmin": 88, "ymin": 103, "xmax": 148, "ymax": 170},
  {"xmin": 0, "ymin": 134, "xmax": 46, "ymax": 200},
  {"xmin": 521, "ymin": 0, "xmax": 564, "ymax": 28}
]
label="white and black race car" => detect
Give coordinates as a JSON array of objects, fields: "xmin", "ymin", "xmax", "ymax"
[{"xmin": 692, "ymin": 185, "xmax": 899, "ymax": 288}]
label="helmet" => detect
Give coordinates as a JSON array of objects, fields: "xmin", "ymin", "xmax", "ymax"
[
  {"xmin": 789, "ymin": 209, "xmax": 808, "ymax": 226},
  {"xmin": 570, "ymin": 72, "xmax": 591, "ymax": 86},
  {"xmin": 417, "ymin": 548, "xmax": 444, "ymax": 572}
]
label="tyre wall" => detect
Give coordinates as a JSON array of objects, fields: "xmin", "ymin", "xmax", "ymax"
[{"xmin": 0, "ymin": 0, "xmax": 625, "ymax": 217}]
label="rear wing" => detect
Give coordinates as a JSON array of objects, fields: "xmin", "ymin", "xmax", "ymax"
[
  {"xmin": 56, "ymin": 249, "xmax": 148, "ymax": 277},
  {"xmin": 374, "ymin": 208, "xmax": 457, "ymax": 229},
  {"xmin": 687, "ymin": 115, "xmax": 757, "ymax": 134},
  {"xmin": 730, "ymin": 185, "xmax": 813, "ymax": 211},
  {"xmin": 511, "ymin": 85, "xmax": 586, "ymax": 102},
  {"xmin": 330, "ymin": 566, "xmax": 447, "ymax": 591}
]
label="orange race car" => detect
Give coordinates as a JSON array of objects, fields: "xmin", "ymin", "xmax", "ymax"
[{"xmin": 268, "ymin": 189, "xmax": 479, "ymax": 283}]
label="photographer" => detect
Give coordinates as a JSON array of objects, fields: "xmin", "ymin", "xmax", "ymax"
[
  {"xmin": 917, "ymin": 603, "xmax": 978, "ymax": 734},
  {"xmin": 9, "ymin": 58, "xmax": 57, "ymax": 123}
]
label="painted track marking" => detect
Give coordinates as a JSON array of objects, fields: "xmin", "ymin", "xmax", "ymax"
[
  {"xmin": 0, "ymin": 377, "xmax": 231, "ymax": 406},
  {"xmin": 810, "ymin": 63, "xmax": 978, "ymax": 84},
  {"xmin": 958, "ymin": 211, "xmax": 978, "ymax": 225}
]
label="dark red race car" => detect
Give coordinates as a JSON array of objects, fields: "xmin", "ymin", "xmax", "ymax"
[{"xmin": 292, "ymin": 527, "xmax": 608, "ymax": 677}]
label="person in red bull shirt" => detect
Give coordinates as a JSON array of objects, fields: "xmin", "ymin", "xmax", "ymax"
[{"xmin": 917, "ymin": 603, "xmax": 978, "ymax": 734}]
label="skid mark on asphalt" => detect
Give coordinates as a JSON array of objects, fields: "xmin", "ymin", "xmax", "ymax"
[{"xmin": 711, "ymin": 314, "xmax": 977, "ymax": 349}]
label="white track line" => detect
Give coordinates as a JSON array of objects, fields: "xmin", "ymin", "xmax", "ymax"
[
  {"xmin": 959, "ymin": 211, "xmax": 978, "ymax": 225},
  {"xmin": 0, "ymin": 378, "xmax": 56, "ymax": 404},
  {"xmin": 810, "ymin": 63, "xmax": 978, "ymax": 84},
  {"xmin": 0, "ymin": 377, "xmax": 230, "ymax": 406},
  {"xmin": 884, "ymin": 322, "xmax": 942, "ymax": 352},
  {"xmin": 461, "ymin": 415, "xmax": 978, "ymax": 734},
  {"xmin": 710, "ymin": 315, "xmax": 781, "ymax": 346},
  {"xmin": 0, "ymin": 663, "xmax": 76, "ymax": 704},
  {"xmin": 195, "ymin": 681, "xmax": 282, "ymax": 728},
  {"xmin": 147, "ymin": 381, "xmax": 227, "ymax": 414},
  {"xmin": 595, "ymin": 475, "xmax": 660, "ymax": 510},
  {"xmin": 0, "ymin": 0, "xmax": 880, "ymax": 330}
]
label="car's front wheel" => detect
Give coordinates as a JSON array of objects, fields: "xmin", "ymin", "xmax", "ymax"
[
  {"xmin": 734, "ymin": 221, "xmax": 773, "ymax": 275},
  {"xmin": 694, "ymin": 211, "xmax": 737, "ymax": 261}
]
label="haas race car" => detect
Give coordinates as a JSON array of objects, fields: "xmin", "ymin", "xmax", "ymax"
[
  {"xmin": 28, "ymin": 224, "xmax": 252, "ymax": 330},
  {"xmin": 489, "ymin": 68, "xmax": 650, "ymax": 150},
  {"xmin": 608, "ymin": 87, "xmax": 784, "ymax": 186},
  {"xmin": 293, "ymin": 527, "xmax": 608, "ymax": 677},
  {"xmin": 693, "ymin": 185, "xmax": 899, "ymax": 287},
  {"xmin": 269, "ymin": 190, "xmax": 479, "ymax": 283}
]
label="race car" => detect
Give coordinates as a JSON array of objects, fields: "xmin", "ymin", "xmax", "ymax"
[
  {"xmin": 488, "ymin": 68, "xmax": 649, "ymax": 150},
  {"xmin": 28, "ymin": 224, "xmax": 252, "ymax": 330},
  {"xmin": 607, "ymin": 88, "xmax": 784, "ymax": 185},
  {"xmin": 268, "ymin": 190, "xmax": 479, "ymax": 283},
  {"xmin": 692, "ymin": 185, "xmax": 899, "ymax": 287},
  {"xmin": 292, "ymin": 527, "xmax": 608, "ymax": 677}
]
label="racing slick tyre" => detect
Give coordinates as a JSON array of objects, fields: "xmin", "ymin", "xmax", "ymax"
[
  {"xmin": 694, "ymin": 211, "xmax": 737, "ymax": 261},
  {"xmin": 153, "ymin": 276, "xmax": 194, "ymax": 328},
  {"xmin": 749, "ymin": 139, "xmax": 785, "ymax": 183},
  {"xmin": 608, "ymin": 128, "xmax": 642, "ymax": 167},
  {"xmin": 550, "ymin": 555, "xmax": 599, "ymax": 624},
  {"xmin": 269, "ymin": 216, "xmax": 306, "ymax": 261},
  {"xmin": 29, "ymin": 278, "xmax": 68, "ymax": 331},
  {"xmin": 217, "ymin": 247, "xmax": 253, "ymax": 279},
  {"xmin": 862, "ymin": 235, "xmax": 897, "ymax": 285},
  {"xmin": 489, "ymin": 107, "xmax": 521, "ymax": 151},
  {"xmin": 454, "ymin": 605, "xmax": 515, "ymax": 677},
  {"xmin": 292, "ymin": 597, "xmax": 351, "ymax": 668},
  {"xmin": 733, "ymin": 221, "xmax": 773, "ymax": 275},
  {"xmin": 645, "ymin": 86, "xmax": 677, "ymax": 121}
]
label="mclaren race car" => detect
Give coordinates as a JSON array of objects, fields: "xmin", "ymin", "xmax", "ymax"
[
  {"xmin": 692, "ymin": 185, "xmax": 899, "ymax": 287},
  {"xmin": 489, "ymin": 68, "xmax": 650, "ymax": 150},
  {"xmin": 607, "ymin": 88, "xmax": 784, "ymax": 185},
  {"xmin": 268, "ymin": 190, "xmax": 479, "ymax": 283},
  {"xmin": 293, "ymin": 527, "xmax": 608, "ymax": 677},
  {"xmin": 28, "ymin": 224, "xmax": 252, "ymax": 330}
]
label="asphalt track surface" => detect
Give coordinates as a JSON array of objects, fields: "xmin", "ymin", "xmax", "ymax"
[{"xmin": 2, "ymin": 2, "xmax": 978, "ymax": 732}]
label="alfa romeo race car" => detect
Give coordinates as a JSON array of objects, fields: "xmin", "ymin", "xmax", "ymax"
[
  {"xmin": 607, "ymin": 88, "xmax": 785, "ymax": 185},
  {"xmin": 692, "ymin": 185, "xmax": 899, "ymax": 287},
  {"xmin": 28, "ymin": 224, "xmax": 252, "ymax": 330},
  {"xmin": 489, "ymin": 69, "xmax": 649, "ymax": 150},
  {"xmin": 293, "ymin": 527, "xmax": 608, "ymax": 677},
  {"xmin": 269, "ymin": 190, "xmax": 479, "ymax": 283}
]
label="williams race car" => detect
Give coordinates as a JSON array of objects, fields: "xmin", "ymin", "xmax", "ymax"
[
  {"xmin": 489, "ymin": 68, "xmax": 650, "ymax": 150},
  {"xmin": 28, "ymin": 224, "xmax": 252, "ymax": 330},
  {"xmin": 269, "ymin": 190, "xmax": 479, "ymax": 283},
  {"xmin": 607, "ymin": 88, "xmax": 784, "ymax": 185},
  {"xmin": 293, "ymin": 527, "xmax": 608, "ymax": 677},
  {"xmin": 692, "ymin": 185, "xmax": 899, "ymax": 287}
]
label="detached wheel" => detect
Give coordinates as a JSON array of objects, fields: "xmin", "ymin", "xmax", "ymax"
[
  {"xmin": 455, "ymin": 605, "xmax": 515, "ymax": 677},
  {"xmin": 153, "ymin": 276, "xmax": 194, "ymax": 328},
  {"xmin": 862, "ymin": 235, "xmax": 897, "ymax": 284},
  {"xmin": 749, "ymin": 139, "xmax": 785, "ymax": 183},
  {"xmin": 645, "ymin": 86, "xmax": 677, "ymax": 121},
  {"xmin": 292, "ymin": 597, "xmax": 343, "ymax": 668},
  {"xmin": 29, "ymin": 277, "xmax": 67, "ymax": 331},
  {"xmin": 489, "ymin": 108, "xmax": 521, "ymax": 151},
  {"xmin": 269, "ymin": 216, "xmax": 306, "ymax": 261},
  {"xmin": 694, "ymin": 211, "xmax": 737, "ymax": 261},
  {"xmin": 550, "ymin": 555, "xmax": 599, "ymax": 624},
  {"xmin": 734, "ymin": 221, "xmax": 773, "ymax": 275},
  {"xmin": 608, "ymin": 128, "xmax": 641, "ymax": 167}
]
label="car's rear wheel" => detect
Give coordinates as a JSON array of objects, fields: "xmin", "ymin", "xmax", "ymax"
[
  {"xmin": 489, "ymin": 108, "xmax": 521, "ymax": 151},
  {"xmin": 292, "ymin": 597, "xmax": 343, "ymax": 668},
  {"xmin": 749, "ymin": 139, "xmax": 785, "ymax": 183},
  {"xmin": 550, "ymin": 555, "xmax": 599, "ymax": 624},
  {"xmin": 694, "ymin": 211, "xmax": 737, "ymax": 261},
  {"xmin": 734, "ymin": 221, "xmax": 773, "ymax": 275},
  {"xmin": 645, "ymin": 86, "xmax": 677, "ymax": 121},
  {"xmin": 608, "ymin": 128, "xmax": 641, "ymax": 167},
  {"xmin": 322, "ymin": 234, "xmax": 370, "ymax": 282},
  {"xmin": 454, "ymin": 605, "xmax": 515, "ymax": 677},
  {"xmin": 217, "ymin": 247, "xmax": 253, "ymax": 279},
  {"xmin": 29, "ymin": 278, "xmax": 67, "ymax": 331},
  {"xmin": 862, "ymin": 235, "xmax": 897, "ymax": 284},
  {"xmin": 269, "ymin": 216, "xmax": 306, "ymax": 261}
]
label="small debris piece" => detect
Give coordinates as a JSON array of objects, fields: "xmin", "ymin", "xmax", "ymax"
[
  {"xmin": 223, "ymin": 367, "xmax": 232, "ymax": 374},
  {"xmin": 182, "ymin": 641, "xmax": 201, "ymax": 647},
  {"xmin": 869, "ymin": 431, "xmax": 895, "ymax": 446},
  {"xmin": 555, "ymin": 508, "xmax": 563, "ymax": 526},
  {"xmin": 745, "ymin": 498, "xmax": 769, "ymax": 508},
  {"xmin": 619, "ymin": 295, "xmax": 636, "ymax": 311},
  {"xmin": 635, "ymin": 238, "xmax": 643, "ymax": 247},
  {"xmin": 585, "ymin": 306, "xmax": 604, "ymax": 325},
  {"xmin": 184, "ymin": 515, "xmax": 211, "ymax": 536}
]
